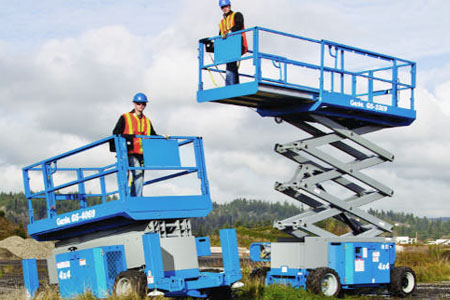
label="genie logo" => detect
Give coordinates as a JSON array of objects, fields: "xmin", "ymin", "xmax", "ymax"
[
  {"xmin": 350, "ymin": 100, "xmax": 364, "ymax": 108},
  {"xmin": 350, "ymin": 99, "xmax": 388, "ymax": 112},
  {"xmin": 56, "ymin": 209, "xmax": 96, "ymax": 226},
  {"xmin": 56, "ymin": 216, "xmax": 70, "ymax": 226}
]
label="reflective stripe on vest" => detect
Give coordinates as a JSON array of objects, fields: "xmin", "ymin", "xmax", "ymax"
[
  {"xmin": 123, "ymin": 112, "xmax": 152, "ymax": 154},
  {"xmin": 219, "ymin": 12, "xmax": 248, "ymax": 54}
]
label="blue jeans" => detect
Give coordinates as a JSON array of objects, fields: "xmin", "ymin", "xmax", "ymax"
[
  {"xmin": 226, "ymin": 62, "xmax": 239, "ymax": 86},
  {"xmin": 128, "ymin": 155, "xmax": 144, "ymax": 197}
]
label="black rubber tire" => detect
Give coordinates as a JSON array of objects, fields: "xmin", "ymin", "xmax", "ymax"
[
  {"xmin": 306, "ymin": 267, "xmax": 341, "ymax": 297},
  {"xmin": 205, "ymin": 286, "xmax": 232, "ymax": 300},
  {"xmin": 113, "ymin": 269, "xmax": 147, "ymax": 299},
  {"xmin": 249, "ymin": 266, "xmax": 270, "ymax": 280},
  {"xmin": 389, "ymin": 266, "xmax": 417, "ymax": 297}
]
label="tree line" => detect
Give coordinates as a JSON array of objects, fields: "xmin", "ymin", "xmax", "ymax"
[
  {"xmin": 0, "ymin": 192, "xmax": 448, "ymax": 241},
  {"xmin": 192, "ymin": 200, "xmax": 450, "ymax": 241}
]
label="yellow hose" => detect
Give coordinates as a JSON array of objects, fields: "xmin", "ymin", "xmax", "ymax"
[{"xmin": 207, "ymin": 68, "xmax": 221, "ymax": 87}]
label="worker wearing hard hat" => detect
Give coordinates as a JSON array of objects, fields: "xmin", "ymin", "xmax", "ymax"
[
  {"xmin": 218, "ymin": 0, "xmax": 248, "ymax": 85},
  {"xmin": 113, "ymin": 93, "xmax": 157, "ymax": 197}
]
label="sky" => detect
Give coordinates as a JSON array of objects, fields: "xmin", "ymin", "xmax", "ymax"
[{"xmin": 1, "ymin": 0, "xmax": 450, "ymax": 218}]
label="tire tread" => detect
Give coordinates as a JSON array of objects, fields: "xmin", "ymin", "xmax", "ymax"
[
  {"xmin": 306, "ymin": 267, "xmax": 341, "ymax": 297},
  {"xmin": 113, "ymin": 269, "xmax": 147, "ymax": 299},
  {"xmin": 389, "ymin": 266, "xmax": 416, "ymax": 297}
]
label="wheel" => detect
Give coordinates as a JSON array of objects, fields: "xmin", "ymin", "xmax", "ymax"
[
  {"xmin": 113, "ymin": 269, "xmax": 147, "ymax": 298},
  {"xmin": 306, "ymin": 267, "xmax": 341, "ymax": 297},
  {"xmin": 249, "ymin": 267, "xmax": 270, "ymax": 280},
  {"xmin": 389, "ymin": 266, "xmax": 416, "ymax": 297},
  {"xmin": 205, "ymin": 286, "xmax": 232, "ymax": 300}
]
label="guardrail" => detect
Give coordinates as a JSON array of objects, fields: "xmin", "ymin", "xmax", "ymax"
[
  {"xmin": 22, "ymin": 135, "xmax": 210, "ymax": 225},
  {"xmin": 198, "ymin": 26, "xmax": 416, "ymax": 110}
]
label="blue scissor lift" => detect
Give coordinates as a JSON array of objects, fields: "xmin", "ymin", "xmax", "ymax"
[
  {"xmin": 198, "ymin": 27, "xmax": 417, "ymax": 297},
  {"xmin": 22, "ymin": 136, "xmax": 242, "ymax": 299}
]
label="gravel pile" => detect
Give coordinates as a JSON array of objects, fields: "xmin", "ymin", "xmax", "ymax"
[
  {"xmin": 0, "ymin": 236, "xmax": 54, "ymax": 259},
  {"xmin": 0, "ymin": 247, "xmax": 21, "ymax": 260}
]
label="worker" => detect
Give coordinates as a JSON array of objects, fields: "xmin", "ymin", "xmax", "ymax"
[
  {"xmin": 113, "ymin": 92, "xmax": 157, "ymax": 197},
  {"xmin": 218, "ymin": 0, "xmax": 248, "ymax": 85}
]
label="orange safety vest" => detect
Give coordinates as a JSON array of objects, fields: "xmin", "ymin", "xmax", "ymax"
[
  {"xmin": 219, "ymin": 12, "xmax": 248, "ymax": 54},
  {"xmin": 122, "ymin": 112, "xmax": 152, "ymax": 155}
]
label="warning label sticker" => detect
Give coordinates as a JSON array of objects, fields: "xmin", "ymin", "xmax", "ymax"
[
  {"xmin": 56, "ymin": 261, "xmax": 70, "ymax": 269},
  {"xmin": 355, "ymin": 259, "xmax": 365, "ymax": 272},
  {"xmin": 372, "ymin": 251, "xmax": 380, "ymax": 263}
]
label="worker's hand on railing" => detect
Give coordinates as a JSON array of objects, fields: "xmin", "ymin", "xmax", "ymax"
[{"xmin": 222, "ymin": 31, "xmax": 229, "ymax": 39}]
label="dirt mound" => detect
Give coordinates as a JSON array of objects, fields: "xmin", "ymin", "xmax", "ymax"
[
  {"xmin": 0, "ymin": 215, "xmax": 26, "ymax": 241},
  {"xmin": 0, "ymin": 236, "xmax": 54, "ymax": 259},
  {"xmin": 0, "ymin": 247, "xmax": 21, "ymax": 260}
]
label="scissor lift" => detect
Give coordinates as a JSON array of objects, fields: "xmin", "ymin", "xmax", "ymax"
[
  {"xmin": 198, "ymin": 27, "xmax": 417, "ymax": 297},
  {"xmin": 22, "ymin": 135, "xmax": 242, "ymax": 299}
]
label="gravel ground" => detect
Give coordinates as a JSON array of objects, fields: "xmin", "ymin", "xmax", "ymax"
[{"xmin": 415, "ymin": 282, "xmax": 450, "ymax": 299}]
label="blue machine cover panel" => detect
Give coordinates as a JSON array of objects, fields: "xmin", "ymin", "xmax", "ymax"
[
  {"xmin": 56, "ymin": 246, "xmax": 126, "ymax": 299},
  {"xmin": 328, "ymin": 242, "xmax": 393, "ymax": 286},
  {"xmin": 214, "ymin": 34, "xmax": 242, "ymax": 65},
  {"xmin": 195, "ymin": 237, "xmax": 212, "ymax": 257},
  {"xmin": 142, "ymin": 138, "xmax": 181, "ymax": 167}
]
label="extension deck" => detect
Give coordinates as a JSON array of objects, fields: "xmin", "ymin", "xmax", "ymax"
[
  {"xmin": 198, "ymin": 27, "xmax": 416, "ymax": 127},
  {"xmin": 23, "ymin": 136, "xmax": 212, "ymax": 241}
]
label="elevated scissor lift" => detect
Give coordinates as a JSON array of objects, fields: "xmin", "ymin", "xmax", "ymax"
[
  {"xmin": 22, "ymin": 136, "xmax": 242, "ymax": 298},
  {"xmin": 198, "ymin": 27, "xmax": 417, "ymax": 297}
]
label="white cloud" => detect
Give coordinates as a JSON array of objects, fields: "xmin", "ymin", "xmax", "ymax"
[{"xmin": 0, "ymin": 0, "xmax": 449, "ymax": 218}]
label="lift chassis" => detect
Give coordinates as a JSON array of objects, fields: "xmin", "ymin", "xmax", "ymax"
[
  {"xmin": 22, "ymin": 135, "xmax": 242, "ymax": 299},
  {"xmin": 198, "ymin": 26, "xmax": 417, "ymax": 297}
]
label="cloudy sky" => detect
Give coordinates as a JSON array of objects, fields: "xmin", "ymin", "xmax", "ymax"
[{"xmin": 1, "ymin": 0, "xmax": 449, "ymax": 217}]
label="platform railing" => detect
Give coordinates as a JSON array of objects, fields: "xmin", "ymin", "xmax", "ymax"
[
  {"xmin": 198, "ymin": 26, "xmax": 416, "ymax": 110},
  {"xmin": 23, "ymin": 135, "xmax": 209, "ymax": 225}
]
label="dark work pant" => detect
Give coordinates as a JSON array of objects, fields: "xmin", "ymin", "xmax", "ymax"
[{"xmin": 226, "ymin": 62, "xmax": 239, "ymax": 85}]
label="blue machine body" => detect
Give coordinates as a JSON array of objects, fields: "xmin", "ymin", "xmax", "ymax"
[
  {"xmin": 260, "ymin": 241, "xmax": 395, "ymax": 290},
  {"xmin": 328, "ymin": 241, "xmax": 395, "ymax": 287},
  {"xmin": 198, "ymin": 26, "xmax": 416, "ymax": 128},
  {"xmin": 266, "ymin": 268, "xmax": 309, "ymax": 289},
  {"xmin": 55, "ymin": 245, "xmax": 127, "ymax": 299},
  {"xmin": 143, "ymin": 229, "xmax": 242, "ymax": 298},
  {"xmin": 22, "ymin": 136, "xmax": 212, "ymax": 241}
]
